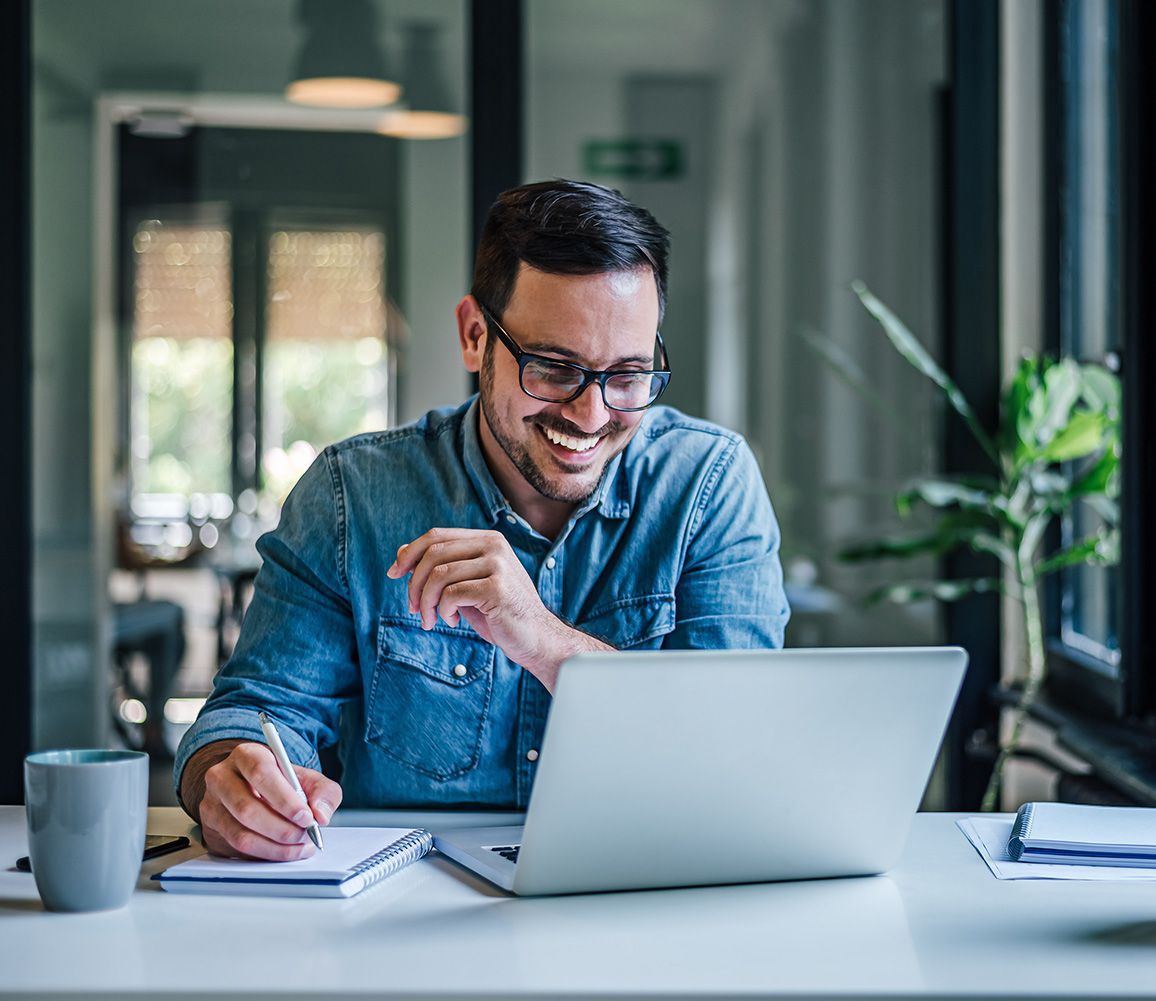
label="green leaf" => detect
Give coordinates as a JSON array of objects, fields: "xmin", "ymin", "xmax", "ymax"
[
  {"xmin": 1080, "ymin": 364, "xmax": 1121, "ymax": 413},
  {"xmin": 1002, "ymin": 356, "xmax": 1040, "ymax": 459},
  {"xmin": 1083, "ymin": 495, "xmax": 1121, "ymax": 528},
  {"xmin": 852, "ymin": 281, "xmax": 1001, "ymax": 469},
  {"xmin": 1035, "ymin": 358, "xmax": 1083, "ymax": 446},
  {"xmin": 1035, "ymin": 530, "xmax": 1121, "ymax": 577},
  {"xmin": 1070, "ymin": 445, "xmax": 1120, "ymax": 498},
  {"xmin": 866, "ymin": 578, "xmax": 1003, "ymax": 605},
  {"xmin": 895, "ymin": 477, "xmax": 1006, "ymax": 521},
  {"xmin": 1041, "ymin": 410, "xmax": 1111, "ymax": 462},
  {"xmin": 840, "ymin": 532, "xmax": 958, "ymax": 562}
]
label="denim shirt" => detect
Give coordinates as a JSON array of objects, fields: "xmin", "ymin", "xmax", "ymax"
[{"xmin": 175, "ymin": 397, "xmax": 789, "ymax": 809}]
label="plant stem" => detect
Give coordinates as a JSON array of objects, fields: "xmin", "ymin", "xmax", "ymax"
[{"xmin": 981, "ymin": 566, "xmax": 1046, "ymax": 811}]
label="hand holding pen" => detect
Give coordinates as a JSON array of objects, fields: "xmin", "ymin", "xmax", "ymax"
[
  {"xmin": 180, "ymin": 719, "xmax": 343, "ymax": 861},
  {"xmin": 259, "ymin": 712, "xmax": 325, "ymax": 850}
]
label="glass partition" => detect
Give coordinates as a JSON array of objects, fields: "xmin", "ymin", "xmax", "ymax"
[
  {"xmin": 32, "ymin": 0, "xmax": 469, "ymax": 755},
  {"xmin": 528, "ymin": 0, "xmax": 949, "ymax": 649}
]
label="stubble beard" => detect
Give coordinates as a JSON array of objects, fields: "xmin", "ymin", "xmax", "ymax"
[{"xmin": 479, "ymin": 346, "xmax": 628, "ymax": 505}]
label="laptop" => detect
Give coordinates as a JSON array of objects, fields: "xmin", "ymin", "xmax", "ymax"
[{"xmin": 433, "ymin": 646, "xmax": 968, "ymax": 895}]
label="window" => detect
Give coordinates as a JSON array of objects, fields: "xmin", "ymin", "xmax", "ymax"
[
  {"xmin": 1045, "ymin": 0, "xmax": 1154, "ymax": 724},
  {"xmin": 1053, "ymin": 0, "xmax": 1122, "ymax": 675},
  {"xmin": 262, "ymin": 225, "xmax": 392, "ymax": 501},
  {"xmin": 117, "ymin": 127, "xmax": 401, "ymax": 556},
  {"xmin": 130, "ymin": 218, "xmax": 234, "ymax": 502}
]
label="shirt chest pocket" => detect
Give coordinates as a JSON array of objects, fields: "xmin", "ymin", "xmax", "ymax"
[
  {"xmin": 366, "ymin": 617, "xmax": 495, "ymax": 780},
  {"xmin": 575, "ymin": 593, "xmax": 676, "ymax": 650}
]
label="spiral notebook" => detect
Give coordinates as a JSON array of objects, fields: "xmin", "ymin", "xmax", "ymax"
[
  {"xmin": 154, "ymin": 827, "xmax": 433, "ymax": 897},
  {"xmin": 1007, "ymin": 803, "xmax": 1156, "ymax": 866}
]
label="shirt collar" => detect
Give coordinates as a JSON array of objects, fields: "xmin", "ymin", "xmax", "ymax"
[{"xmin": 459, "ymin": 395, "xmax": 632, "ymax": 526}]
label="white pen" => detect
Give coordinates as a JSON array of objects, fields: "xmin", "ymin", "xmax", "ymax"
[{"xmin": 257, "ymin": 711, "xmax": 324, "ymax": 850}]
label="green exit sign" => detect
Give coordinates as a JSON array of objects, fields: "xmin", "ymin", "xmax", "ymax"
[{"xmin": 582, "ymin": 140, "xmax": 684, "ymax": 181}]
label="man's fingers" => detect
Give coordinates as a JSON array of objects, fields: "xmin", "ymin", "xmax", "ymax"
[
  {"xmin": 406, "ymin": 540, "xmax": 492, "ymax": 615},
  {"xmin": 435, "ymin": 579, "xmax": 496, "ymax": 631},
  {"xmin": 414, "ymin": 557, "xmax": 492, "ymax": 629},
  {"xmin": 297, "ymin": 767, "xmax": 343, "ymax": 826},
  {"xmin": 230, "ymin": 745, "xmax": 314, "ymax": 826},
  {"xmin": 387, "ymin": 528, "xmax": 504, "ymax": 579},
  {"xmin": 200, "ymin": 798, "xmax": 315, "ymax": 862},
  {"xmin": 208, "ymin": 761, "xmax": 313, "ymax": 846}
]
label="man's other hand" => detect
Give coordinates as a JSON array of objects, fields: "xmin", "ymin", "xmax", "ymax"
[
  {"xmin": 181, "ymin": 740, "xmax": 342, "ymax": 861},
  {"xmin": 387, "ymin": 527, "xmax": 611, "ymax": 692}
]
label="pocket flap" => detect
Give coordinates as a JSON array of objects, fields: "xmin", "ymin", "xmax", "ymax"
[
  {"xmin": 376, "ymin": 616, "xmax": 492, "ymax": 686},
  {"xmin": 575, "ymin": 593, "xmax": 676, "ymax": 649}
]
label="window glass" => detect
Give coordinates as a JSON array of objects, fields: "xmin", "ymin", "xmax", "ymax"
[
  {"xmin": 131, "ymin": 220, "xmax": 233, "ymax": 498},
  {"xmin": 1058, "ymin": 0, "xmax": 1121, "ymax": 671},
  {"xmin": 262, "ymin": 227, "xmax": 390, "ymax": 501}
]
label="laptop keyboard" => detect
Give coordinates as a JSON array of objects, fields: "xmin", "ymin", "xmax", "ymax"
[{"xmin": 486, "ymin": 845, "xmax": 521, "ymax": 864}]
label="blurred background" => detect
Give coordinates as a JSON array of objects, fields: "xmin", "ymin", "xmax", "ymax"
[{"xmin": 8, "ymin": 0, "xmax": 1151, "ymax": 812}]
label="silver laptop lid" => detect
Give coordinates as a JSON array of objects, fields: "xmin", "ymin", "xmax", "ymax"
[{"xmin": 510, "ymin": 646, "xmax": 967, "ymax": 895}]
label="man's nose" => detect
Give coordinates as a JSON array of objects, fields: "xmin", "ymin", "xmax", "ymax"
[{"xmin": 558, "ymin": 381, "xmax": 611, "ymax": 433}]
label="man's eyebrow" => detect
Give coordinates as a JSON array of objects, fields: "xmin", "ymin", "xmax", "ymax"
[{"xmin": 522, "ymin": 340, "xmax": 654, "ymax": 367}]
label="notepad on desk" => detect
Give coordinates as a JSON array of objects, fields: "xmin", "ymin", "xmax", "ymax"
[
  {"xmin": 154, "ymin": 827, "xmax": 433, "ymax": 897},
  {"xmin": 1008, "ymin": 802, "xmax": 1156, "ymax": 866}
]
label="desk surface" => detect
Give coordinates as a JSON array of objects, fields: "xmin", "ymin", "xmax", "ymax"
[{"xmin": 2, "ymin": 806, "xmax": 1155, "ymax": 1001}]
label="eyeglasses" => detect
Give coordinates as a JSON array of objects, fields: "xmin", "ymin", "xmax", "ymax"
[{"xmin": 477, "ymin": 302, "xmax": 671, "ymax": 412}]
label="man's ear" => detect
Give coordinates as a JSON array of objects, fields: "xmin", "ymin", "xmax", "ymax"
[{"xmin": 456, "ymin": 295, "xmax": 487, "ymax": 374}]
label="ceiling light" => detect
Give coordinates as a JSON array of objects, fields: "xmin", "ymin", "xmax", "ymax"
[
  {"xmin": 287, "ymin": 0, "xmax": 400, "ymax": 109},
  {"xmin": 376, "ymin": 22, "xmax": 466, "ymax": 139}
]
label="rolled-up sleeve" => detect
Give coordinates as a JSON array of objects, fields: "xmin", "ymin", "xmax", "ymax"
[
  {"xmin": 663, "ymin": 438, "xmax": 789, "ymax": 650},
  {"xmin": 173, "ymin": 449, "xmax": 361, "ymax": 796}
]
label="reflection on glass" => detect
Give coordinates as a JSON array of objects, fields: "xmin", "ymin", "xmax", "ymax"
[{"xmin": 263, "ymin": 228, "xmax": 389, "ymax": 500}]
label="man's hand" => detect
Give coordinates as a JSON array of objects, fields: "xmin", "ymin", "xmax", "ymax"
[
  {"xmin": 387, "ymin": 527, "xmax": 611, "ymax": 692},
  {"xmin": 180, "ymin": 740, "xmax": 342, "ymax": 861}
]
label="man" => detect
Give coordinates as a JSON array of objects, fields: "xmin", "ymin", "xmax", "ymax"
[{"xmin": 175, "ymin": 179, "xmax": 789, "ymax": 861}]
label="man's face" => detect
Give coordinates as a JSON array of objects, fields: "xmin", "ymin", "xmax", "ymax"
[{"xmin": 467, "ymin": 265, "xmax": 661, "ymax": 508}]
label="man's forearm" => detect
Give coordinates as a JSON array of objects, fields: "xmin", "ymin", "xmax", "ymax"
[
  {"xmin": 178, "ymin": 738, "xmax": 251, "ymax": 822},
  {"xmin": 526, "ymin": 619, "xmax": 615, "ymax": 694}
]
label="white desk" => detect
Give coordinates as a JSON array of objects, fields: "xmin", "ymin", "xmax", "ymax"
[{"xmin": 2, "ymin": 806, "xmax": 1155, "ymax": 1000}]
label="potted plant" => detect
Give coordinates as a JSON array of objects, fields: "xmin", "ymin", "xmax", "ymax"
[{"xmin": 824, "ymin": 282, "xmax": 1121, "ymax": 810}]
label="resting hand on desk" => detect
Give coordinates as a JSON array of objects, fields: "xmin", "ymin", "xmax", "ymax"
[
  {"xmin": 387, "ymin": 527, "xmax": 612, "ymax": 695},
  {"xmin": 180, "ymin": 739, "xmax": 342, "ymax": 861}
]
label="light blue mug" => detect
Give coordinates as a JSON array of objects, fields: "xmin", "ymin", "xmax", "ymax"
[{"xmin": 24, "ymin": 749, "xmax": 149, "ymax": 912}]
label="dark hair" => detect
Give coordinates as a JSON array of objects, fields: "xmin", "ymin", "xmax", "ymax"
[{"xmin": 471, "ymin": 179, "xmax": 671, "ymax": 322}]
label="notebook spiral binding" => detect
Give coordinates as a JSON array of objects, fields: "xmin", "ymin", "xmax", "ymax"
[
  {"xmin": 1007, "ymin": 802, "xmax": 1036, "ymax": 861},
  {"xmin": 349, "ymin": 829, "xmax": 434, "ymax": 888}
]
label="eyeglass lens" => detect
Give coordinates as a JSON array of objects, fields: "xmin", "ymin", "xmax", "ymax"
[{"xmin": 522, "ymin": 358, "xmax": 662, "ymax": 410}]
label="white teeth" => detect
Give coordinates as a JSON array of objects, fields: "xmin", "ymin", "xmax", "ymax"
[{"xmin": 543, "ymin": 426, "xmax": 599, "ymax": 452}]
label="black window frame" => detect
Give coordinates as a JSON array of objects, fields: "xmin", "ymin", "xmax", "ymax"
[{"xmin": 1043, "ymin": 0, "xmax": 1156, "ymax": 728}]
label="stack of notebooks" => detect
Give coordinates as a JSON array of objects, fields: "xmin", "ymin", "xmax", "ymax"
[
  {"xmin": 154, "ymin": 827, "xmax": 433, "ymax": 898},
  {"xmin": 1006, "ymin": 802, "xmax": 1156, "ymax": 867}
]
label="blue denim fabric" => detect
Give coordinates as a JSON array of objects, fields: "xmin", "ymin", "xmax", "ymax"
[{"xmin": 175, "ymin": 397, "xmax": 789, "ymax": 808}]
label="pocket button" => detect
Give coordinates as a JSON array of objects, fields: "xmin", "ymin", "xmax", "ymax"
[{"xmin": 452, "ymin": 663, "xmax": 468, "ymax": 678}]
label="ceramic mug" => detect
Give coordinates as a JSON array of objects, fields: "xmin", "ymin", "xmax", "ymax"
[{"xmin": 24, "ymin": 749, "xmax": 149, "ymax": 912}]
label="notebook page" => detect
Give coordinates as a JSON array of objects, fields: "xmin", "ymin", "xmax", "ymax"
[
  {"xmin": 1022, "ymin": 803, "xmax": 1156, "ymax": 849},
  {"xmin": 161, "ymin": 827, "xmax": 420, "ymax": 882}
]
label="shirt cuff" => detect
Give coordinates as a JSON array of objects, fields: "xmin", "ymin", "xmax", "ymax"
[{"xmin": 172, "ymin": 707, "xmax": 321, "ymax": 808}]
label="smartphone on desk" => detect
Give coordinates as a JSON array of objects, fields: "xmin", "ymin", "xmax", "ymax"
[{"xmin": 16, "ymin": 834, "xmax": 191, "ymax": 872}]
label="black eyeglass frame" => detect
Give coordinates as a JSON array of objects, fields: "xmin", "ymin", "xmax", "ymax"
[{"xmin": 477, "ymin": 301, "xmax": 672, "ymax": 412}]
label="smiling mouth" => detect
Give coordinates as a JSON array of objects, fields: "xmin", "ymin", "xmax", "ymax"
[{"xmin": 540, "ymin": 425, "xmax": 601, "ymax": 454}]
